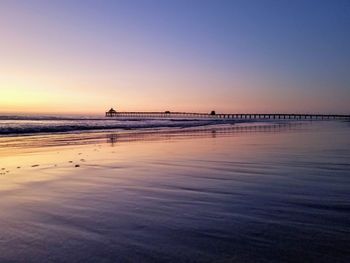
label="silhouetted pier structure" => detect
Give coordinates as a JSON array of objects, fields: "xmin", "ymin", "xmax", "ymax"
[{"xmin": 105, "ymin": 109, "xmax": 350, "ymax": 120}]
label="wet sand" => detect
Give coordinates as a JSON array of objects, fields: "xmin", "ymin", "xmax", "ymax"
[{"xmin": 0, "ymin": 121, "xmax": 349, "ymax": 262}]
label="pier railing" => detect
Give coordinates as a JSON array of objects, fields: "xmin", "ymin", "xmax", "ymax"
[{"xmin": 105, "ymin": 111, "xmax": 350, "ymax": 120}]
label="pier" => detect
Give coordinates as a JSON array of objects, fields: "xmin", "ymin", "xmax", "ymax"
[{"xmin": 105, "ymin": 109, "xmax": 350, "ymax": 120}]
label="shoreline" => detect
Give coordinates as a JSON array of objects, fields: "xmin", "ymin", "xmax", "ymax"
[
  {"xmin": 0, "ymin": 120, "xmax": 348, "ymax": 262},
  {"xmin": 0, "ymin": 121, "xmax": 307, "ymax": 152},
  {"xmin": 0, "ymin": 117, "xmax": 328, "ymax": 138}
]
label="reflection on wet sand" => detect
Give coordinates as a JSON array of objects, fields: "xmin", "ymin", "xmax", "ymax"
[
  {"xmin": 0, "ymin": 122, "xmax": 304, "ymax": 152},
  {"xmin": 1, "ymin": 121, "xmax": 349, "ymax": 262},
  {"xmin": 105, "ymin": 122, "xmax": 304, "ymax": 146},
  {"xmin": 0, "ymin": 122, "xmax": 305, "ymax": 184}
]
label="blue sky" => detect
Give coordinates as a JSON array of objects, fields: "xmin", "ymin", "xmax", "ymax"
[{"xmin": 0, "ymin": 0, "xmax": 349, "ymax": 114}]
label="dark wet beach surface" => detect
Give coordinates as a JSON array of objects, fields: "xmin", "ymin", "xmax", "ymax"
[{"xmin": 0, "ymin": 121, "xmax": 349, "ymax": 262}]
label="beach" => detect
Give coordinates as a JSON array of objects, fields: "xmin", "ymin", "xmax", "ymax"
[
  {"xmin": 2, "ymin": 0, "xmax": 349, "ymax": 261},
  {"xmin": 0, "ymin": 120, "xmax": 349, "ymax": 262}
]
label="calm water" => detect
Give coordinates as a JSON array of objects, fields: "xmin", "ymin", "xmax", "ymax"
[{"xmin": 0, "ymin": 121, "xmax": 349, "ymax": 262}]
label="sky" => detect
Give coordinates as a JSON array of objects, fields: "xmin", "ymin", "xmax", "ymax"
[{"xmin": 0, "ymin": 0, "xmax": 349, "ymax": 115}]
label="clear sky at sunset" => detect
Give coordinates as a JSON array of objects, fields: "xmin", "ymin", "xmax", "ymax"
[{"xmin": 0, "ymin": 0, "xmax": 349, "ymax": 114}]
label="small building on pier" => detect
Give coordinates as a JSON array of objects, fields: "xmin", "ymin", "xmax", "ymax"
[{"xmin": 106, "ymin": 108, "xmax": 117, "ymax": 117}]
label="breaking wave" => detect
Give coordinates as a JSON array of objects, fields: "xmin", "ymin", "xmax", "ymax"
[{"xmin": 0, "ymin": 116, "xmax": 245, "ymax": 136}]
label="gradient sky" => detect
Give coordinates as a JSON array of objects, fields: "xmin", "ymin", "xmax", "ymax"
[{"xmin": 0, "ymin": 0, "xmax": 349, "ymax": 114}]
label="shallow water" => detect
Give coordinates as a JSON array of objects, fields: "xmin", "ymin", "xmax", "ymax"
[
  {"xmin": 0, "ymin": 121, "xmax": 349, "ymax": 262},
  {"xmin": 0, "ymin": 114, "xmax": 241, "ymax": 135}
]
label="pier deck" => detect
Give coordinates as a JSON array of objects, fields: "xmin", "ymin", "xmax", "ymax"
[{"xmin": 106, "ymin": 111, "xmax": 350, "ymax": 120}]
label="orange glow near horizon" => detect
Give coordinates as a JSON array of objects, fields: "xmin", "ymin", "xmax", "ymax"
[
  {"xmin": 1, "ymin": 68, "xmax": 349, "ymax": 115},
  {"xmin": 0, "ymin": 1, "xmax": 349, "ymax": 115}
]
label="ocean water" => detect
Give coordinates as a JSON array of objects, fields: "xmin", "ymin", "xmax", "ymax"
[
  {"xmin": 0, "ymin": 115, "xmax": 242, "ymax": 135},
  {"xmin": 0, "ymin": 120, "xmax": 349, "ymax": 262}
]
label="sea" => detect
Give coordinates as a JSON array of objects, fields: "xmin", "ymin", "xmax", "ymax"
[
  {"xmin": 0, "ymin": 114, "xmax": 243, "ymax": 136},
  {"xmin": 0, "ymin": 115, "xmax": 349, "ymax": 262}
]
